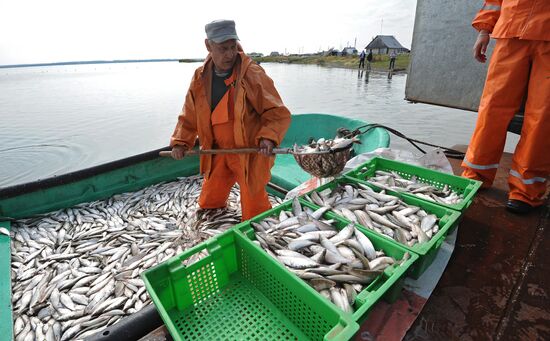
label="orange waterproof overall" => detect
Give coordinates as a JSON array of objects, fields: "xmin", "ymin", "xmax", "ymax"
[
  {"xmin": 462, "ymin": 0, "xmax": 550, "ymax": 206},
  {"xmin": 198, "ymin": 69, "xmax": 272, "ymax": 220}
]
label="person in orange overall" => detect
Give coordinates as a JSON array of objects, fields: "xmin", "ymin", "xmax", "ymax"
[
  {"xmin": 462, "ymin": 1, "xmax": 550, "ymax": 214},
  {"xmin": 169, "ymin": 20, "xmax": 291, "ymax": 221}
]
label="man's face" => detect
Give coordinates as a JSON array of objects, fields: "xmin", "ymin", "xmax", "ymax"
[{"xmin": 205, "ymin": 39, "xmax": 238, "ymax": 73}]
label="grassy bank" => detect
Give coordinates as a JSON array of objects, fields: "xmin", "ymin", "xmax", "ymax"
[{"xmin": 254, "ymin": 54, "xmax": 410, "ymax": 72}]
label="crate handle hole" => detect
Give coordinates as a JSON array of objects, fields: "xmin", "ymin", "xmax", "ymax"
[{"xmin": 181, "ymin": 249, "xmax": 210, "ymax": 267}]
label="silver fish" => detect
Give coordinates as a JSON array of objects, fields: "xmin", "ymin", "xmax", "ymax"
[
  {"xmin": 278, "ymin": 256, "xmax": 319, "ymax": 269},
  {"xmin": 358, "ymin": 168, "xmax": 465, "ymax": 204},
  {"xmin": 249, "ymin": 199, "xmax": 404, "ymax": 314},
  {"xmin": 11, "ymin": 175, "xmax": 283, "ymax": 338},
  {"xmin": 0, "ymin": 227, "xmax": 10, "ymax": 236},
  {"xmin": 304, "ymin": 182, "xmax": 440, "ymax": 247}
]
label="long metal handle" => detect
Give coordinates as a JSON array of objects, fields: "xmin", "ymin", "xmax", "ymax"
[{"xmin": 159, "ymin": 148, "xmax": 290, "ymax": 158}]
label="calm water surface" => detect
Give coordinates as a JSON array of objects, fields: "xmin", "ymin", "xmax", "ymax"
[{"xmin": 0, "ymin": 62, "xmax": 518, "ymax": 188}]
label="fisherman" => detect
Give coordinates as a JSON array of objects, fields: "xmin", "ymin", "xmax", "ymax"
[
  {"xmin": 170, "ymin": 19, "xmax": 291, "ymax": 220},
  {"xmin": 358, "ymin": 49, "xmax": 366, "ymax": 69},
  {"xmin": 462, "ymin": 1, "xmax": 550, "ymax": 214},
  {"xmin": 388, "ymin": 50, "xmax": 397, "ymax": 70},
  {"xmin": 366, "ymin": 50, "xmax": 373, "ymax": 71}
]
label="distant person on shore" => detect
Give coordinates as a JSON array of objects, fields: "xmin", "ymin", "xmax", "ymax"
[
  {"xmin": 358, "ymin": 49, "xmax": 366, "ymax": 69},
  {"xmin": 366, "ymin": 50, "xmax": 373, "ymax": 70},
  {"xmin": 169, "ymin": 19, "xmax": 291, "ymax": 220},
  {"xmin": 388, "ymin": 50, "xmax": 397, "ymax": 70},
  {"xmin": 461, "ymin": 1, "xmax": 550, "ymax": 214}
]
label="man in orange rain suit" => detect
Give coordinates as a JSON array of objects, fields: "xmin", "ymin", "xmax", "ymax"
[
  {"xmin": 462, "ymin": 1, "xmax": 550, "ymax": 214},
  {"xmin": 169, "ymin": 20, "xmax": 291, "ymax": 221}
]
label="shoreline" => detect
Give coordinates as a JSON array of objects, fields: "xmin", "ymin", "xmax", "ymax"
[
  {"xmin": 2, "ymin": 55, "xmax": 409, "ymax": 73},
  {"xmin": 252, "ymin": 54, "xmax": 409, "ymax": 73},
  {"xmin": 0, "ymin": 59, "xmax": 182, "ymax": 69}
]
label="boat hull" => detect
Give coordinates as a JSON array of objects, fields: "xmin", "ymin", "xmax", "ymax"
[{"xmin": 0, "ymin": 113, "xmax": 388, "ymax": 340}]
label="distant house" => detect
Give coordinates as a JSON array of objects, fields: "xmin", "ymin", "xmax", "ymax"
[
  {"xmin": 269, "ymin": 51, "xmax": 280, "ymax": 57},
  {"xmin": 365, "ymin": 35, "xmax": 409, "ymax": 55},
  {"xmin": 248, "ymin": 52, "xmax": 264, "ymax": 58},
  {"xmin": 323, "ymin": 48, "xmax": 340, "ymax": 56},
  {"xmin": 341, "ymin": 47, "xmax": 358, "ymax": 56}
]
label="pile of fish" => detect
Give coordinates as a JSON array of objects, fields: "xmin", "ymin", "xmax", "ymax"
[
  {"xmin": 357, "ymin": 168, "xmax": 464, "ymax": 205},
  {"xmin": 291, "ymin": 136, "xmax": 358, "ymax": 178},
  {"xmin": 303, "ymin": 182, "xmax": 440, "ymax": 247},
  {"xmin": 9, "ymin": 175, "xmax": 282, "ymax": 341},
  {"xmin": 250, "ymin": 198, "xmax": 408, "ymax": 313},
  {"xmin": 293, "ymin": 136, "xmax": 357, "ymax": 154}
]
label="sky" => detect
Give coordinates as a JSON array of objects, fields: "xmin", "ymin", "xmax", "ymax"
[{"xmin": 0, "ymin": 0, "xmax": 418, "ymax": 65}]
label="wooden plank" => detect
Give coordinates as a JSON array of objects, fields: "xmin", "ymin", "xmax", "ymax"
[
  {"xmin": 405, "ymin": 148, "xmax": 549, "ymax": 340},
  {"xmin": 499, "ymin": 211, "xmax": 550, "ymax": 340},
  {"xmin": 138, "ymin": 325, "xmax": 172, "ymax": 341}
]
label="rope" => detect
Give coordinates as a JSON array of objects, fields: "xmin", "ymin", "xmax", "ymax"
[{"xmin": 337, "ymin": 124, "xmax": 466, "ymax": 160}]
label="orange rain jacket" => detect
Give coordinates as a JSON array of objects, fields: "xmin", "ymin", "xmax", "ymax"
[
  {"xmin": 170, "ymin": 51, "xmax": 291, "ymax": 195},
  {"xmin": 473, "ymin": 0, "xmax": 550, "ymax": 41}
]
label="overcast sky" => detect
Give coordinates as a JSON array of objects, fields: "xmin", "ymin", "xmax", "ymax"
[{"xmin": 0, "ymin": 0, "xmax": 417, "ymax": 65}]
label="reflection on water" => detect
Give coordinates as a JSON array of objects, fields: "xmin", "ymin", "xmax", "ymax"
[{"xmin": 0, "ymin": 62, "xmax": 518, "ymax": 188}]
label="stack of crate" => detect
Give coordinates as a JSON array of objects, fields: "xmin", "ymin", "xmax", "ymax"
[{"xmin": 142, "ymin": 157, "xmax": 481, "ymax": 341}]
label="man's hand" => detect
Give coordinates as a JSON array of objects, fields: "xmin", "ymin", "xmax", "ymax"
[
  {"xmin": 473, "ymin": 30, "xmax": 490, "ymax": 63},
  {"xmin": 259, "ymin": 138, "xmax": 275, "ymax": 156},
  {"xmin": 171, "ymin": 145, "xmax": 188, "ymax": 160}
]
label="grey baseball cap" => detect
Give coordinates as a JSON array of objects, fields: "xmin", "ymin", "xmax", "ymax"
[{"xmin": 205, "ymin": 20, "xmax": 239, "ymax": 43}]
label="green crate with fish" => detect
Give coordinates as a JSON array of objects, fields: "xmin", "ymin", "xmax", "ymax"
[
  {"xmin": 141, "ymin": 228, "xmax": 359, "ymax": 341},
  {"xmin": 236, "ymin": 198, "xmax": 418, "ymax": 324},
  {"xmin": 301, "ymin": 177, "xmax": 461, "ymax": 279},
  {"xmin": 344, "ymin": 157, "xmax": 482, "ymax": 212}
]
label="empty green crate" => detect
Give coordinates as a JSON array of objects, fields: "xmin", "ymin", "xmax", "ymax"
[
  {"xmin": 302, "ymin": 178, "xmax": 461, "ymax": 279},
  {"xmin": 238, "ymin": 200, "xmax": 418, "ymax": 324},
  {"xmin": 142, "ymin": 229, "xmax": 359, "ymax": 341},
  {"xmin": 345, "ymin": 157, "xmax": 482, "ymax": 212}
]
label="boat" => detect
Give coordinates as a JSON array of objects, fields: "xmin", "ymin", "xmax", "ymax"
[{"xmin": 0, "ymin": 113, "xmax": 390, "ymax": 340}]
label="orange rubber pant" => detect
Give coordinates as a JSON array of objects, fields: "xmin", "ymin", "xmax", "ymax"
[
  {"xmin": 462, "ymin": 38, "xmax": 550, "ymax": 206},
  {"xmin": 198, "ymin": 153, "xmax": 271, "ymax": 221}
]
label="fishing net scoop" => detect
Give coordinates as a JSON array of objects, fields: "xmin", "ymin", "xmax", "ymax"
[{"xmin": 159, "ymin": 143, "xmax": 354, "ymax": 178}]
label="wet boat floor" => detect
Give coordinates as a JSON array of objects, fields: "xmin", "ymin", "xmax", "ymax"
[
  {"xmin": 138, "ymin": 150, "xmax": 549, "ymax": 341},
  {"xmin": 405, "ymin": 149, "xmax": 549, "ymax": 341}
]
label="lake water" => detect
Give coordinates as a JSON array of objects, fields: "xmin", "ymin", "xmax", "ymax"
[{"xmin": 0, "ymin": 62, "xmax": 519, "ymax": 188}]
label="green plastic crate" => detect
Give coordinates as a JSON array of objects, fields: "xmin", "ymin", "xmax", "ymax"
[
  {"xmin": 142, "ymin": 229, "xmax": 359, "ymax": 341},
  {"xmin": 345, "ymin": 157, "xmax": 482, "ymax": 212},
  {"xmin": 238, "ymin": 200, "xmax": 418, "ymax": 324},
  {"xmin": 302, "ymin": 178, "xmax": 461, "ymax": 279}
]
